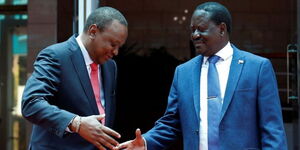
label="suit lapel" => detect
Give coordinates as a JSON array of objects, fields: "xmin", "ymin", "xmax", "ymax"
[
  {"xmin": 101, "ymin": 62, "xmax": 112, "ymax": 125},
  {"xmin": 192, "ymin": 56, "xmax": 203, "ymax": 123},
  {"xmin": 69, "ymin": 36, "xmax": 99, "ymax": 114},
  {"xmin": 220, "ymin": 46, "xmax": 244, "ymax": 120}
]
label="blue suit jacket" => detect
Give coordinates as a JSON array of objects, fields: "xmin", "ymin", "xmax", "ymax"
[
  {"xmin": 144, "ymin": 45, "xmax": 287, "ymax": 150},
  {"xmin": 22, "ymin": 35, "xmax": 117, "ymax": 150}
]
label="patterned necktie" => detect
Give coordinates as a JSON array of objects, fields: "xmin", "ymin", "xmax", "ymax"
[
  {"xmin": 207, "ymin": 55, "xmax": 221, "ymax": 150},
  {"xmin": 90, "ymin": 63, "xmax": 105, "ymax": 125}
]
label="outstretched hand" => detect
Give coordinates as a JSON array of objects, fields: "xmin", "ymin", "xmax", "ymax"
[
  {"xmin": 114, "ymin": 128, "xmax": 145, "ymax": 150},
  {"xmin": 76, "ymin": 114, "xmax": 121, "ymax": 150}
]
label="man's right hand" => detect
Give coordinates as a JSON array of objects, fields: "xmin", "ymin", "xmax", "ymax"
[
  {"xmin": 114, "ymin": 128, "xmax": 145, "ymax": 150},
  {"xmin": 70, "ymin": 114, "xmax": 121, "ymax": 150}
]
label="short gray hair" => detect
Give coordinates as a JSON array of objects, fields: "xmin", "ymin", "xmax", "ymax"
[{"xmin": 83, "ymin": 6, "xmax": 128, "ymax": 32}]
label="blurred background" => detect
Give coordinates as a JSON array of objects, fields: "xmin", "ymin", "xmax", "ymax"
[{"xmin": 0, "ymin": 0, "xmax": 299, "ymax": 149}]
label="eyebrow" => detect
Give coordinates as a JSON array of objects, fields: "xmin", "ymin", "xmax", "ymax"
[{"xmin": 113, "ymin": 40, "xmax": 123, "ymax": 46}]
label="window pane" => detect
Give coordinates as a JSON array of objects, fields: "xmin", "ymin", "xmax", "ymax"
[
  {"xmin": 0, "ymin": 13, "xmax": 28, "ymax": 150},
  {"xmin": 0, "ymin": 0, "xmax": 28, "ymax": 5},
  {"xmin": 0, "ymin": 14, "xmax": 5, "ymax": 20},
  {"xmin": 13, "ymin": 0, "xmax": 27, "ymax": 5}
]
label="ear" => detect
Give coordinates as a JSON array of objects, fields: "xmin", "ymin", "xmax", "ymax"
[
  {"xmin": 219, "ymin": 22, "xmax": 227, "ymax": 36},
  {"xmin": 88, "ymin": 24, "xmax": 98, "ymax": 39}
]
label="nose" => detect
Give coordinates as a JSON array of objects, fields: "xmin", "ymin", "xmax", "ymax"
[
  {"xmin": 112, "ymin": 48, "xmax": 119, "ymax": 56},
  {"xmin": 191, "ymin": 30, "xmax": 201, "ymax": 40}
]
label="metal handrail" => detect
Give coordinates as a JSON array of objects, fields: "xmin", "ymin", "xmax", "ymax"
[{"xmin": 287, "ymin": 44, "xmax": 298, "ymax": 104}]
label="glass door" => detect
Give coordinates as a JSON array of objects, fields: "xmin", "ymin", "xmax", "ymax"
[{"xmin": 0, "ymin": 14, "xmax": 28, "ymax": 150}]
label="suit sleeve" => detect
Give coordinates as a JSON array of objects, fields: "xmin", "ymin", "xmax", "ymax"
[
  {"xmin": 143, "ymin": 67, "xmax": 182, "ymax": 150},
  {"xmin": 257, "ymin": 59, "xmax": 287, "ymax": 150},
  {"xmin": 21, "ymin": 48, "xmax": 76, "ymax": 138}
]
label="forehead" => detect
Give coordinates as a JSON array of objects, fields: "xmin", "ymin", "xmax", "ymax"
[
  {"xmin": 190, "ymin": 10, "xmax": 212, "ymax": 26},
  {"xmin": 104, "ymin": 20, "xmax": 127, "ymax": 34},
  {"xmin": 102, "ymin": 20, "xmax": 128, "ymax": 44}
]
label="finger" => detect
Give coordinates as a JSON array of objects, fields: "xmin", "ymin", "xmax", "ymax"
[
  {"xmin": 98, "ymin": 146, "xmax": 105, "ymax": 150},
  {"xmin": 135, "ymin": 128, "xmax": 144, "ymax": 142},
  {"xmin": 95, "ymin": 114, "xmax": 105, "ymax": 121},
  {"xmin": 135, "ymin": 128, "xmax": 142, "ymax": 139},
  {"xmin": 97, "ymin": 132, "xmax": 119, "ymax": 148},
  {"xmin": 98, "ymin": 135, "xmax": 117, "ymax": 150},
  {"xmin": 116, "ymin": 141, "xmax": 131, "ymax": 149},
  {"xmin": 94, "ymin": 141, "xmax": 106, "ymax": 150},
  {"xmin": 102, "ymin": 126, "xmax": 121, "ymax": 138}
]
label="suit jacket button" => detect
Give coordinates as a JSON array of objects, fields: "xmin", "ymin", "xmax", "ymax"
[{"xmin": 195, "ymin": 130, "xmax": 199, "ymax": 135}]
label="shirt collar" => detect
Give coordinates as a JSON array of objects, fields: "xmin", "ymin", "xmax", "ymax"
[
  {"xmin": 203, "ymin": 41, "xmax": 233, "ymax": 64},
  {"xmin": 76, "ymin": 35, "xmax": 93, "ymax": 66}
]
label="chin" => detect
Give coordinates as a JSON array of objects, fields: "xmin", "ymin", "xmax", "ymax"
[
  {"xmin": 196, "ymin": 49, "xmax": 211, "ymax": 56},
  {"xmin": 98, "ymin": 61, "xmax": 105, "ymax": 64},
  {"xmin": 99, "ymin": 58, "xmax": 110, "ymax": 64},
  {"xmin": 195, "ymin": 49, "xmax": 204, "ymax": 55}
]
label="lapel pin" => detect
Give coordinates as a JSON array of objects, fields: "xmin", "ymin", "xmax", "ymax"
[{"xmin": 238, "ymin": 60, "xmax": 244, "ymax": 64}]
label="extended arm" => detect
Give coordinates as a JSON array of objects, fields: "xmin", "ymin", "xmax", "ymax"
[{"xmin": 116, "ymin": 67, "xmax": 182, "ymax": 150}]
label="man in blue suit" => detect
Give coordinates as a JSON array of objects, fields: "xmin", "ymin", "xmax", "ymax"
[
  {"xmin": 116, "ymin": 2, "xmax": 287, "ymax": 150},
  {"xmin": 22, "ymin": 7, "xmax": 128, "ymax": 150}
]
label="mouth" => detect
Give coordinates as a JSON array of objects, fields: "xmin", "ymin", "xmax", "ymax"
[
  {"xmin": 193, "ymin": 41, "xmax": 204, "ymax": 49},
  {"xmin": 106, "ymin": 55, "xmax": 113, "ymax": 60}
]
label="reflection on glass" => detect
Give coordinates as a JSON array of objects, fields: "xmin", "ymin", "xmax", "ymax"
[
  {"xmin": 21, "ymin": 14, "xmax": 27, "ymax": 20},
  {"xmin": 0, "ymin": 13, "xmax": 28, "ymax": 150},
  {"xmin": 11, "ymin": 27, "xmax": 27, "ymax": 150},
  {"xmin": 12, "ymin": 32, "xmax": 27, "ymax": 117},
  {"xmin": 14, "ymin": 14, "xmax": 28, "ymax": 20},
  {"xmin": 13, "ymin": 0, "xmax": 27, "ymax": 5},
  {"xmin": 0, "ymin": 15, "xmax": 5, "ymax": 20},
  {"xmin": 0, "ymin": 0, "xmax": 28, "ymax": 5}
]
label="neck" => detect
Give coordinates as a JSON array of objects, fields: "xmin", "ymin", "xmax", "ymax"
[
  {"xmin": 218, "ymin": 34, "xmax": 230, "ymax": 50},
  {"xmin": 78, "ymin": 33, "xmax": 94, "ymax": 62}
]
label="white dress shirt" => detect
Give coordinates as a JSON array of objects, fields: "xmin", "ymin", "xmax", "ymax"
[
  {"xmin": 199, "ymin": 42, "xmax": 233, "ymax": 150},
  {"xmin": 76, "ymin": 36, "xmax": 106, "ymax": 107}
]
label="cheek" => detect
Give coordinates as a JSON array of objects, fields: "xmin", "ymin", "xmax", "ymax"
[
  {"xmin": 204, "ymin": 35, "xmax": 215, "ymax": 45},
  {"xmin": 93, "ymin": 44, "xmax": 105, "ymax": 57},
  {"xmin": 99, "ymin": 42, "xmax": 112, "ymax": 51}
]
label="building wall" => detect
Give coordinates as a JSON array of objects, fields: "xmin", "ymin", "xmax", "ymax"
[
  {"xmin": 27, "ymin": 0, "xmax": 57, "ymax": 73},
  {"xmin": 104, "ymin": 0, "xmax": 297, "ymax": 59},
  {"xmin": 27, "ymin": 0, "xmax": 74, "ymax": 73}
]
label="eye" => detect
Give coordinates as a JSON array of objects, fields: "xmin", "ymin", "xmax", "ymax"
[
  {"xmin": 198, "ymin": 27, "xmax": 207, "ymax": 33},
  {"xmin": 190, "ymin": 26, "xmax": 196, "ymax": 33},
  {"xmin": 111, "ymin": 43, "xmax": 117, "ymax": 48}
]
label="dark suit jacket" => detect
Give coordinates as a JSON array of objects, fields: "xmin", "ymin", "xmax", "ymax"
[
  {"xmin": 22, "ymin": 35, "xmax": 117, "ymax": 150},
  {"xmin": 144, "ymin": 45, "xmax": 287, "ymax": 150}
]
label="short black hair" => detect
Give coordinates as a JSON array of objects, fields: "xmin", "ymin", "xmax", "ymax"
[
  {"xmin": 83, "ymin": 6, "xmax": 128, "ymax": 32},
  {"xmin": 196, "ymin": 2, "xmax": 232, "ymax": 33}
]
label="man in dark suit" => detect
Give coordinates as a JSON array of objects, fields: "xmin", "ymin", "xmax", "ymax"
[
  {"xmin": 116, "ymin": 2, "xmax": 287, "ymax": 150},
  {"xmin": 22, "ymin": 7, "xmax": 128, "ymax": 150}
]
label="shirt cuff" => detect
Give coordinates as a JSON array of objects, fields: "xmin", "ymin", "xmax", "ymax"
[
  {"xmin": 65, "ymin": 115, "xmax": 77, "ymax": 133},
  {"xmin": 143, "ymin": 136, "xmax": 147, "ymax": 150}
]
